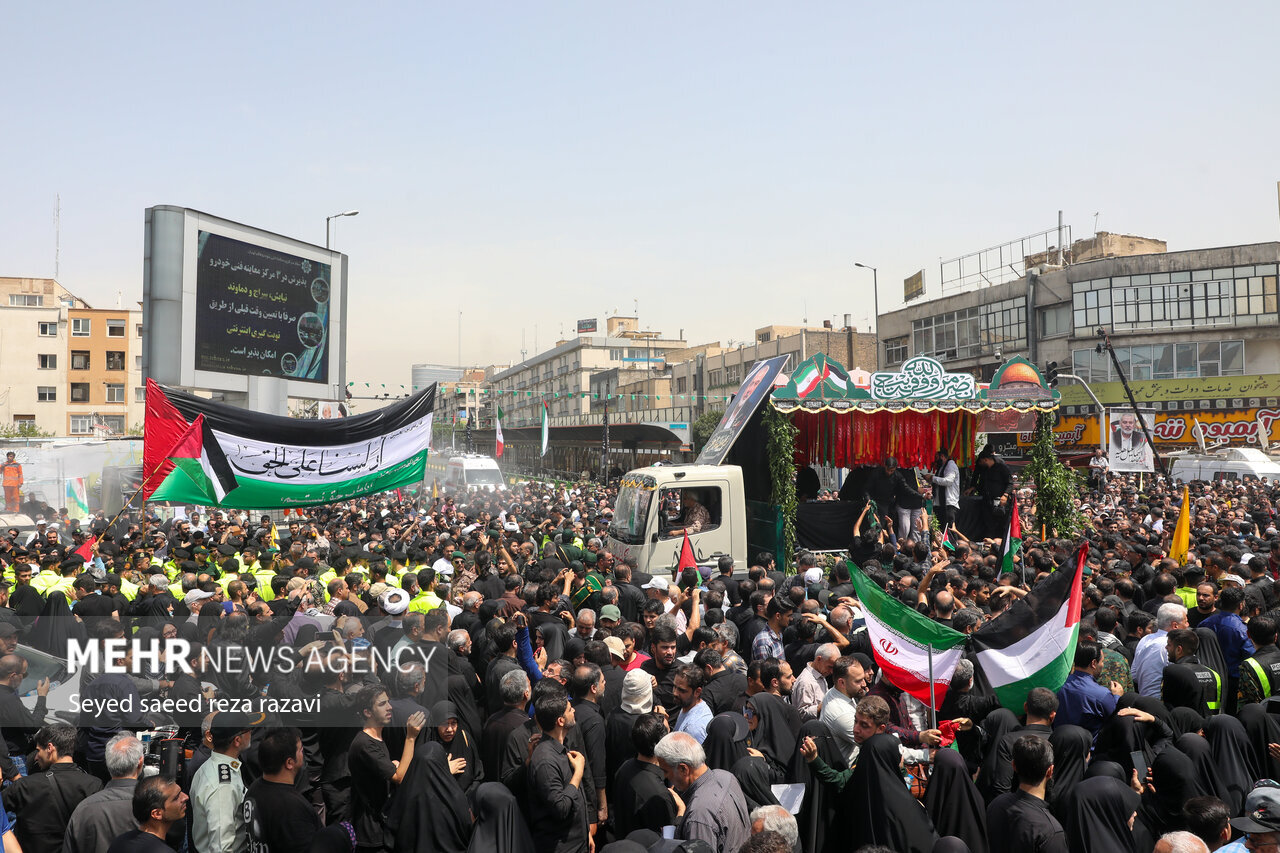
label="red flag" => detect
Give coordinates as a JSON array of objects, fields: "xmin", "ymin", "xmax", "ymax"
[
  {"xmin": 676, "ymin": 531, "xmax": 697, "ymax": 575},
  {"xmin": 74, "ymin": 535, "xmax": 97, "ymax": 564}
]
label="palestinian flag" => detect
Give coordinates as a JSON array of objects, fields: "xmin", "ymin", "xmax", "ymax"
[
  {"xmin": 970, "ymin": 543, "xmax": 1086, "ymax": 710},
  {"xmin": 1001, "ymin": 498, "xmax": 1021, "ymax": 574},
  {"xmin": 792, "ymin": 361, "xmax": 827, "ymax": 397},
  {"xmin": 149, "ymin": 414, "xmax": 238, "ymax": 505},
  {"xmin": 540, "ymin": 403, "xmax": 550, "ymax": 457},
  {"xmin": 143, "ymin": 379, "xmax": 435, "ymax": 509},
  {"xmin": 74, "ymin": 536, "xmax": 97, "ymax": 564},
  {"xmin": 942, "ymin": 526, "xmax": 961, "ymax": 552},
  {"xmin": 849, "ymin": 563, "xmax": 967, "ymax": 708},
  {"xmin": 495, "ymin": 407, "xmax": 505, "ymax": 459}
]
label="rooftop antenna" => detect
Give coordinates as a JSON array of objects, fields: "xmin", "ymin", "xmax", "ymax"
[
  {"xmin": 1258, "ymin": 414, "xmax": 1271, "ymax": 452},
  {"xmin": 1192, "ymin": 419, "xmax": 1207, "ymax": 454},
  {"xmin": 1093, "ymin": 211, "xmax": 1101, "ymax": 235},
  {"xmin": 803, "ymin": 299, "xmax": 808, "ymax": 325},
  {"xmin": 54, "ymin": 194, "xmax": 60, "ymax": 279},
  {"xmin": 520, "ymin": 329, "xmax": 527, "ymax": 364}
]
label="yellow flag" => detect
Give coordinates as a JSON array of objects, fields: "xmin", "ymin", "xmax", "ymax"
[
  {"xmin": 1169, "ymin": 485, "xmax": 1191, "ymax": 565},
  {"xmin": 432, "ymin": 478, "xmax": 438, "ymax": 500}
]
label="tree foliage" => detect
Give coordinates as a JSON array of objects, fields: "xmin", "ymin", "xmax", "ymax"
[
  {"xmin": 1026, "ymin": 411, "xmax": 1084, "ymax": 538},
  {"xmin": 0, "ymin": 422, "xmax": 54, "ymax": 439},
  {"xmin": 691, "ymin": 409, "xmax": 724, "ymax": 453},
  {"xmin": 764, "ymin": 406, "xmax": 798, "ymax": 569}
]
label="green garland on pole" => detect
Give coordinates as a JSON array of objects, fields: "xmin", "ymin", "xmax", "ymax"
[
  {"xmin": 1026, "ymin": 410, "xmax": 1085, "ymax": 538},
  {"xmin": 764, "ymin": 406, "xmax": 799, "ymax": 570}
]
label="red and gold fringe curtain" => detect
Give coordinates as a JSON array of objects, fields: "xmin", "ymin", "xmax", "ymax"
[{"xmin": 790, "ymin": 410, "xmax": 976, "ymax": 469}]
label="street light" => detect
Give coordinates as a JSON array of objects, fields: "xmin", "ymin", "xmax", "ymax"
[
  {"xmin": 325, "ymin": 209, "xmax": 359, "ymax": 249},
  {"xmin": 854, "ymin": 262, "xmax": 880, "ymax": 370}
]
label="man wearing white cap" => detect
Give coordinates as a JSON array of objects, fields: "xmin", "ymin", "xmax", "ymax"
[
  {"xmin": 184, "ymin": 589, "xmax": 217, "ymax": 628},
  {"xmin": 641, "ymin": 576, "xmax": 675, "ymax": 616}
]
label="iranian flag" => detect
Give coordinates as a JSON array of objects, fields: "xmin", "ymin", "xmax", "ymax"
[
  {"xmin": 1001, "ymin": 498, "xmax": 1021, "ymax": 574},
  {"xmin": 540, "ymin": 403, "xmax": 550, "ymax": 457},
  {"xmin": 143, "ymin": 379, "xmax": 435, "ymax": 509},
  {"xmin": 970, "ymin": 542, "xmax": 1086, "ymax": 710},
  {"xmin": 495, "ymin": 407, "xmax": 505, "ymax": 459},
  {"xmin": 849, "ymin": 563, "xmax": 967, "ymax": 708},
  {"xmin": 792, "ymin": 361, "xmax": 827, "ymax": 396}
]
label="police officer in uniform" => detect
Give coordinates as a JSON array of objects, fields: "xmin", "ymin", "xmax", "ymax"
[
  {"xmin": 1240, "ymin": 616, "xmax": 1280, "ymax": 707},
  {"xmin": 190, "ymin": 711, "xmax": 253, "ymax": 853},
  {"xmin": 1161, "ymin": 628, "xmax": 1222, "ymax": 717}
]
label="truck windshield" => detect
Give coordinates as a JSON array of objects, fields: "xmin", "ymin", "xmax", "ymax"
[
  {"xmin": 610, "ymin": 475, "xmax": 656, "ymax": 545},
  {"xmin": 466, "ymin": 468, "xmax": 504, "ymax": 485}
]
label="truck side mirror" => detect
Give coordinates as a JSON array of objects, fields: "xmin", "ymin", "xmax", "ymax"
[{"xmin": 651, "ymin": 532, "xmax": 659, "ymax": 544}]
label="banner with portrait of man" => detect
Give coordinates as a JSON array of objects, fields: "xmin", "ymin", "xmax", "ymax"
[{"xmin": 1108, "ymin": 410, "xmax": 1155, "ymax": 473}]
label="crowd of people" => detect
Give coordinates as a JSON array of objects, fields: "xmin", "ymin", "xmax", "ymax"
[{"xmin": 1, "ymin": 455, "xmax": 1280, "ymax": 853}]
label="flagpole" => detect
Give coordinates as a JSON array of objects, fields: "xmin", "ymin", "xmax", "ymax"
[
  {"xmin": 927, "ymin": 644, "xmax": 937, "ymax": 729},
  {"xmin": 111, "ymin": 414, "xmax": 211, "ymax": 535}
]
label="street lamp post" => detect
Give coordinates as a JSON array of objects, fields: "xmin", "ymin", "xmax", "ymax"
[
  {"xmin": 854, "ymin": 262, "xmax": 880, "ymax": 370},
  {"xmin": 1058, "ymin": 372, "xmax": 1105, "ymax": 453},
  {"xmin": 325, "ymin": 209, "xmax": 359, "ymax": 249}
]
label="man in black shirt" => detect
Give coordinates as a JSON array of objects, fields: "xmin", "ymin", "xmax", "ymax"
[
  {"xmin": 986, "ymin": 735, "xmax": 1067, "ymax": 853},
  {"xmin": 641, "ymin": 624, "xmax": 681, "ymax": 713},
  {"xmin": 527, "ymin": 689, "xmax": 590, "ymax": 853},
  {"xmin": 1161, "ymin": 628, "xmax": 1221, "ymax": 716},
  {"xmin": 980, "ymin": 687, "xmax": 1056, "ymax": 800},
  {"xmin": 697, "ymin": 648, "xmax": 748, "ymax": 715},
  {"xmin": 613, "ymin": 712, "xmax": 677, "ymax": 839},
  {"xmin": 245, "ymin": 727, "xmax": 322, "ymax": 853},
  {"xmin": 73, "ymin": 574, "xmax": 118, "ymax": 623},
  {"xmin": 716, "ymin": 556, "xmax": 741, "ymax": 606},
  {"xmin": 569, "ymin": 663, "xmax": 608, "ymax": 830},
  {"xmin": 482, "ymin": 669, "xmax": 531, "ymax": 781},
  {"xmin": 106, "ymin": 775, "xmax": 188, "ymax": 853},
  {"xmin": 3, "ymin": 723, "xmax": 103, "ymax": 853},
  {"xmin": 347, "ymin": 685, "xmax": 424, "ymax": 851},
  {"xmin": 0, "ymin": 654, "xmax": 49, "ymax": 772}
]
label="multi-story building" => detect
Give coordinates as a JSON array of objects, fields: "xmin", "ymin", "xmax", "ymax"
[
  {"xmin": 489, "ymin": 316, "xmax": 686, "ymax": 427},
  {"xmin": 0, "ymin": 278, "xmax": 144, "ymax": 436},
  {"xmin": 66, "ymin": 304, "xmax": 145, "ymax": 436},
  {"xmin": 668, "ymin": 321, "xmax": 878, "ymax": 419},
  {"xmin": 876, "ymin": 232, "xmax": 1280, "ymax": 455}
]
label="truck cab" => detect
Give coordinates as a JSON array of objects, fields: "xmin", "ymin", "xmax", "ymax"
[{"xmin": 606, "ymin": 464, "xmax": 747, "ymax": 577}]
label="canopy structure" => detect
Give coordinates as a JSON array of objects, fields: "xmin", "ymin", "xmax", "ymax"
[{"xmin": 770, "ymin": 354, "xmax": 1061, "ymax": 468}]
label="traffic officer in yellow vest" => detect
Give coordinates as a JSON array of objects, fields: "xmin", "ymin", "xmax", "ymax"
[
  {"xmin": 1240, "ymin": 616, "xmax": 1280, "ymax": 706},
  {"xmin": 30, "ymin": 554, "xmax": 63, "ymax": 596},
  {"xmin": 190, "ymin": 711, "xmax": 253, "ymax": 853},
  {"xmin": 405, "ymin": 570, "xmax": 442, "ymax": 614},
  {"xmin": 1161, "ymin": 628, "xmax": 1222, "ymax": 717}
]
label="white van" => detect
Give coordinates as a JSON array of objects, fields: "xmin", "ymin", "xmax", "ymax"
[
  {"xmin": 444, "ymin": 455, "xmax": 505, "ymax": 491},
  {"xmin": 1168, "ymin": 448, "xmax": 1280, "ymax": 483}
]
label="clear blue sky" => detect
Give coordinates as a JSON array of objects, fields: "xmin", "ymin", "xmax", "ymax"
[{"xmin": 5, "ymin": 2, "xmax": 1279, "ymax": 392}]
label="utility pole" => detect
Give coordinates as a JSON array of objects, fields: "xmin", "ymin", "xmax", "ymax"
[{"xmin": 1096, "ymin": 327, "xmax": 1164, "ymax": 475}]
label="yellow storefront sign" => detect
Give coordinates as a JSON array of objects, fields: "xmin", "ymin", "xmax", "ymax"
[{"xmin": 1021, "ymin": 407, "xmax": 1280, "ymax": 451}]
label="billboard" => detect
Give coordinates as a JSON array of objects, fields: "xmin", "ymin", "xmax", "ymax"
[
  {"xmin": 577, "ymin": 318, "xmax": 598, "ymax": 334},
  {"xmin": 194, "ymin": 231, "xmax": 331, "ymax": 381},
  {"xmin": 1021, "ymin": 406, "xmax": 1280, "ymax": 452},
  {"xmin": 695, "ymin": 355, "xmax": 790, "ymax": 465},
  {"xmin": 1108, "ymin": 410, "xmax": 1156, "ymax": 473},
  {"xmin": 904, "ymin": 269, "xmax": 925, "ymax": 301},
  {"xmin": 143, "ymin": 207, "xmax": 347, "ymax": 400}
]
